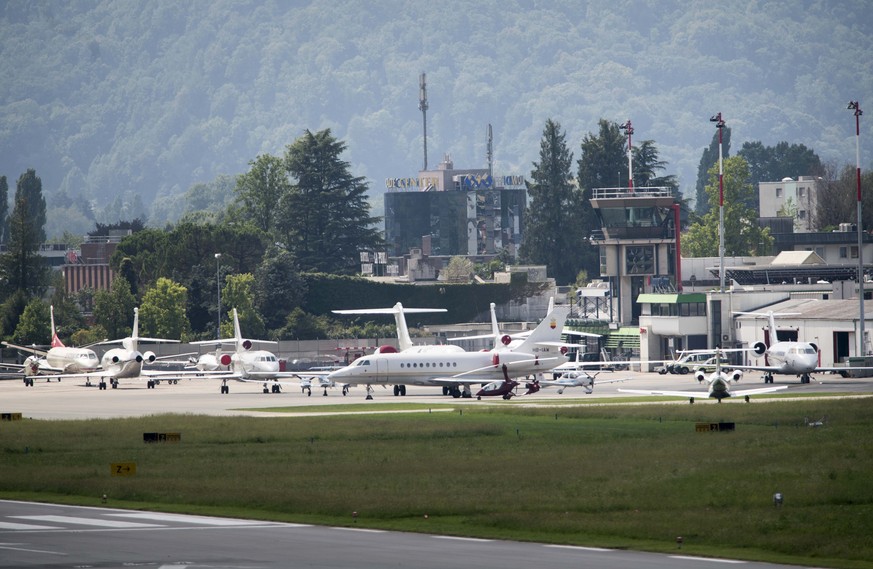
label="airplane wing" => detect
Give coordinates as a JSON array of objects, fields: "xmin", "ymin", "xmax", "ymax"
[
  {"xmin": 617, "ymin": 388, "xmax": 707, "ymax": 398},
  {"xmin": 724, "ymin": 364, "xmax": 782, "ymax": 372},
  {"xmin": 1, "ymin": 342, "xmax": 48, "ymax": 356},
  {"xmin": 731, "ymin": 385, "xmax": 789, "ymax": 397}
]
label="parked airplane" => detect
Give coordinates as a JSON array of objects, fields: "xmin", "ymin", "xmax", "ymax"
[
  {"xmin": 474, "ymin": 373, "xmax": 542, "ymax": 400},
  {"xmin": 731, "ymin": 311, "xmax": 873, "ymax": 384},
  {"xmin": 191, "ymin": 308, "xmax": 324, "ymax": 394},
  {"xmin": 34, "ymin": 307, "xmax": 188, "ymax": 389},
  {"xmin": 539, "ymin": 371, "xmax": 630, "ymax": 394},
  {"xmin": 333, "ymin": 302, "xmax": 449, "ymax": 352},
  {"xmin": 618, "ymin": 348, "xmax": 787, "ymax": 403},
  {"xmin": 2, "ymin": 306, "xmax": 100, "ymax": 385},
  {"xmin": 327, "ymin": 305, "xmax": 571, "ymax": 399}
]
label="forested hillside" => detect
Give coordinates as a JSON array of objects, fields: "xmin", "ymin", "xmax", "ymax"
[{"xmin": 1, "ymin": 0, "xmax": 871, "ymax": 237}]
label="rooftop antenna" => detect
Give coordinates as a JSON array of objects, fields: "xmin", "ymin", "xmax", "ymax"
[
  {"xmin": 619, "ymin": 120, "xmax": 634, "ymax": 192},
  {"xmin": 710, "ymin": 112, "xmax": 727, "ymax": 293},
  {"xmin": 419, "ymin": 72, "xmax": 429, "ymax": 170},
  {"xmin": 486, "ymin": 123, "xmax": 493, "ymax": 177}
]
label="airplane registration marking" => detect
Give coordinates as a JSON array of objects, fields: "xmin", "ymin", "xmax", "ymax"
[
  {"xmin": 12, "ymin": 515, "xmax": 162, "ymax": 528},
  {"xmin": 670, "ymin": 555, "xmax": 746, "ymax": 563}
]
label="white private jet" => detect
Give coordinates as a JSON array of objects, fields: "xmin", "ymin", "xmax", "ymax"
[
  {"xmin": 191, "ymin": 308, "xmax": 325, "ymax": 394},
  {"xmin": 618, "ymin": 348, "xmax": 788, "ymax": 403},
  {"xmin": 2, "ymin": 306, "xmax": 101, "ymax": 385},
  {"xmin": 730, "ymin": 311, "xmax": 873, "ymax": 384},
  {"xmin": 35, "ymin": 307, "xmax": 192, "ymax": 390},
  {"xmin": 327, "ymin": 305, "xmax": 571, "ymax": 399}
]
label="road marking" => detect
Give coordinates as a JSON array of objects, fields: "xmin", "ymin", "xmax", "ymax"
[
  {"xmin": 432, "ymin": 535, "xmax": 493, "ymax": 542},
  {"xmin": 330, "ymin": 526, "xmax": 386, "ymax": 533},
  {"xmin": 12, "ymin": 515, "xmax": 161, "ymax": 528},
  {"xmin": 0, "ymin": 522, "xmax": 60, "ymax": 530},
  {"xmin": 544, "ymin": 544, "xmax": 613, "ymax": 552},
  {"xmin": 671, "ymin": 555, "xmax": 746, "ymax": 563},
  {"xmin": 0, "ymin": 542, "xmax": 67, "ymax": 555},
  {"xmin": 107, "ymin": 512, "xmax": 282, "ymax": 526}
]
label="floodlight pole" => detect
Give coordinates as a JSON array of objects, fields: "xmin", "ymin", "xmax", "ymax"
[
  {"xmin": 215, "ymin": 253, "xmax": 222, "ymax": 339},
  {"xmin": 711, "ymin": 113, "xmax": 726, "ymax": 293},
  {"xmin": 848, "ymin": 101, "xmax": 865, "ymax": 355}
]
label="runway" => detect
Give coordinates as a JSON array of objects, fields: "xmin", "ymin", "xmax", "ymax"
[
  {"xmin": 1, "ymin": 372, "xmax": 867, "ymax": 569},
  {"xmin": 2, "ymin": 369, "xmax": 872, "ymax": 420},
  {"xmin": 0, "ymin": 500, "xmax": 819, "ymax": 569}
]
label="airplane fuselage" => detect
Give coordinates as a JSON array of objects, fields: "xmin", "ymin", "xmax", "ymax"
[
  {"xmin": 327, "ymin": 349, "xmax": 565, "ymax": 387},
  {"xmin": 44, "ymin": 347, "xmax": 101, "ymax": 374},
  {"xmin": 762, "ymin": 341, "xmax": 819, "ymax": 374},
  {"xmin": 232, "ymin": 350, "xmax": 281, "ymax": 377}
]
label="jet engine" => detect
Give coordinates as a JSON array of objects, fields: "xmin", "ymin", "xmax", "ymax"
[
  {"xmin": 500, "ymin": 334, "xmax": 512, "ymax": 346},
  {"xmin": 142, "ymin": 351, "xmax": 157, "ymax": 363},
  {"xmin": 753, "ymin": 341, "xmax": 767, "ymax": 356},
  {"xmin": 377, "ymin": 345, "xmax": 397, "ymax": 353},
  {"xmin": 242, "ymin": 339, "xmax": 253, "ymax": 350},
  {"xmin": 560, "ymin": 346, "xmax": 568, "ymax": 355},
  {"xmin": 730, "ymin": 369, "xmax": 743, "ymax": 382},
  {"xmin": 695, "ymin": 369, "xmax": 706, "ymax": 383},
  {"xmin": 24, "ymin": 355, "xmax": 41, "ymax": 376},
  {"xmin": 219, "ymin": 353, "xmax": 232, "ymax": 366}
]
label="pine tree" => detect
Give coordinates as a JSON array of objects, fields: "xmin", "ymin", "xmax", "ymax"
[
  {"xmin": 277, "ymin": 129, "xmax": 383, "ymax": 274},
  {"xmin": 521, "ymin": 119, "xmax": 596, "ymax": 285}
]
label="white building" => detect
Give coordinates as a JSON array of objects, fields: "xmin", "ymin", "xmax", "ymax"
[{"xmin": 759, "ymin": 176, "xmax": 823, "ymax": 232}]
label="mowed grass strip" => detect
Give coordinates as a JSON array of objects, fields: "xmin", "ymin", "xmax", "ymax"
[{"xmin": 1, "ymin": 399, "xmax": 871, "ymax": 568}]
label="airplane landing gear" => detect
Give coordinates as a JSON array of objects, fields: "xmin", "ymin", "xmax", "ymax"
[
  {"xmin": 365, "ymin": 385, "xmax": 374, "ymax": 400},
  {"xmin": 764, "ymin": 373, "xmax": 774, "ymax": 384},
  {"xmin": 342, "ymin": 385, "xmax": 349, "ymax": 396},
  {"xmin": 220, "ymin": 380, "xmax": 229, "ymax": 394},
  {"xmin": 801, "ymin": 373, "xmax": 811, "ymax": 384},
  {"xmin": 392, "ymin": 385, "xmax": 407, "ymax": 396}
]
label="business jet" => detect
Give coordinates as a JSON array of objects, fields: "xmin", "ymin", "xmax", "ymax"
[
  {"xmin": 36, "ymin": 307, "xmax": 187, "ymax": 390},
  {"xmin": 730, "ymin": 311, "xmax": 873, "ymax": 384},
  {"xmin": 327, "ymin": 305, "xmax": 571, "ymax": 399},
  {"xmin": 2, "ymin": 306, "xmax": 100, "ymax": 385},
  {"xmin": 191, "ymin": 308, "xmax": 322, "ymax": 394},
  {"xmin": 618, "ymin": 348, "xmax": 787, "ymax": 403},
  {"xmin": 333, "ymin": 302, "xmax": 450, "ymax": 353}
]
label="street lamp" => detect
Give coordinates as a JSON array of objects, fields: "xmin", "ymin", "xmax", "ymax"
[
  {"xmin": 711, "ymin": 112, "xmax": 726, "ymax": 293},
  {"xmin": 215, "ymin": 253, "xmax": 222, "ymax": 339},
  {"xmin": 619, "ymin": 120, "xmax": 634, "ymax": 192},
  {"xmin": 848, "ymin": 101, "xmax": 865, "ymax": 355}
]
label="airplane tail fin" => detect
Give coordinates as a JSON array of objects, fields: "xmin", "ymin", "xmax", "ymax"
[
  {"xmin": 233, "ymin": 308, "xmax": 244, "ymax": 352},
  {"xmin": 332, "ymin": 303, "xmax": 446, "ymax": 352},
  {"xmin": 514, "ymin": 306, "xmax": 570, "ymax": 353},
  {"xmin": 391, "ymin": 303, "xmax": 414, "ymax": 352},
  {"xmin": 50, "ymin": 305, "xmax": 65, "ymax": 348},
  {"xmin": 489, "ymin": 303, "xmax": 501, "ymax": 350}
]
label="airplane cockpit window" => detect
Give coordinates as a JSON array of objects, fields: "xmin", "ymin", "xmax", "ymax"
[
  {"xmin": 357, "ymin": 359, "xmax": 370, "ymax": 366},
  {"xmin": 802, "ymin": 347, "xmax": 816, "ymax": 354}
]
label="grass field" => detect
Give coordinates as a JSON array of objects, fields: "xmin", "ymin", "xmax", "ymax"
[{"xmin": 1, "ymin": 397, "xmax": 872, "ymax": 568}]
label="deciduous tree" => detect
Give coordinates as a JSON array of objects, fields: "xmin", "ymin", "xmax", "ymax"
[
  {"xmin": 139, "ymin": 277, "xmax": 190, "ymax": 340},
  {"xmin": 683, "ymin": 156, "xmax": 773, "ymax": 257}
]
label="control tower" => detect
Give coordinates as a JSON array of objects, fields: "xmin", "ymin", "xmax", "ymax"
[{"xmin": 589, "ymin": 186, "xmax": 681, "ymax": 324}]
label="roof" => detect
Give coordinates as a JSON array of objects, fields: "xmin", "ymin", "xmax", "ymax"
[
  {"xmin": 636, "ymin": 293, "xmax": 706, "ymax": 304},
  {"xmin": 771, "ymin": 250, "xmax": 824, "ymax": 265},
  {"xmin": 733, "ymin": 298, "xmax": 873, "ymax": 322}
]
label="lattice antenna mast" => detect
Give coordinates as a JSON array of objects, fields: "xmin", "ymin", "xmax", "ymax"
[{"xmin": 419, "ymin": 73, "xmax": 429, "ymax": 170}]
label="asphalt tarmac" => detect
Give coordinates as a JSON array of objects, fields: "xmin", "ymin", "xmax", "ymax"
[
  {"xmin": 1, "ymin": 368, "xmax": 872, "ymax": 420},
  {"xmin": 1, "ymin": 370, "xmax": 868, "ymax": 569}
]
